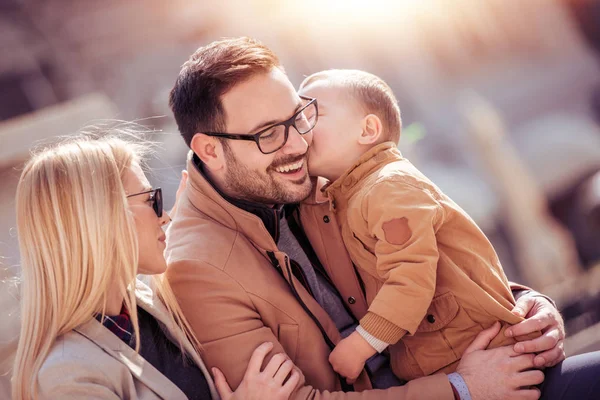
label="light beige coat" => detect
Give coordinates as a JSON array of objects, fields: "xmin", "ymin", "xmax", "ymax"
[{"xmin": 37, "ymin": 280, "xmax": 219, "ymax": 400}]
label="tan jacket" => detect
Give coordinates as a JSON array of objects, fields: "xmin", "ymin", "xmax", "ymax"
[
  {"xmin": 165, "ymin": 153, "xmax": 456, "ymax": 400},
  {"xmin": 37, "ymin": 280, "xmax": 219, "ymax": 400},
  {"xmin": 325, "ymin": 142, "xmax": 532, "ymax": 380}
]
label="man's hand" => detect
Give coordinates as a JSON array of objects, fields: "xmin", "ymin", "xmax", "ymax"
[
  {"xmin": 329, "ymin": 331, "xmax": 376, "ymax": 384},
  {"xmin": 505, "ymin": 295, "xmax": 566, "ymax": 368},
  {"xmin": 457, "ymin": 322, "xmax": 545, "ymax": 400}
]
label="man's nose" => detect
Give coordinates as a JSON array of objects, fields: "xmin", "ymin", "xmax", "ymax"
[{"xmin": 282, "ymin": 127, "xmax": 312, "ymax": 155}]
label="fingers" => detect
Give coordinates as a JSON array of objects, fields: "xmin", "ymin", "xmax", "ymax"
[
  {"xmin": 535, "ymin": 340, "xmax": 566, "ymax": 368},
  {"xmin": 281, "ymin": 370, "xmax": 301, "ymax": 396},
  {"xmin": 506, "ymin": 313, "xmax": 551, "ymax": 339},
  {"xmin": 262, "ymin": 353, "xmax": 288, "ymax": 378},
  {"xmin": 273, "ymin": 359, "xmax": 294, "ymax": 385},
  {"xmin": 247, "ymin": 342, "xmax": 274, "ymax": 375},
  {"xmin": 513, "ymin": 370, "xmax": 545, "ymax": 388},
  {"xmin": 212, "ymin": 367, "xmax": 233, "ymax": 400},
  {"xmin": 463, "ymin": 321, "xmax": 501, "ymax": 355},
  {"xmin": 510, "ymin": 353, "xmax": 537, "ymax": 372},
  {"xmin": 511, "ymin": 296, "xmax": 536, "ymax": 318},
  {"xmin": 513, "ymin": 388, "xmax": 542, "ymax": 400},
  {"xmin": 514, "ymin": 327, "xmax": 561, "ymax": 354}
]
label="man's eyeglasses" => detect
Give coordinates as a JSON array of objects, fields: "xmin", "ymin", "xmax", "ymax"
[
  {"xmin": 127, "ymin": 187, "xmax": 163, "ymax": 218},
  {"xmin": 203, "ymin": 96, "xmax": 318, "ymax": 154}
]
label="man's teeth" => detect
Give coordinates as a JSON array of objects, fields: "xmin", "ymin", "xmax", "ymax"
[{"xmin": 275, "ymin": 160, "xmax": 303, "ymax": 173}]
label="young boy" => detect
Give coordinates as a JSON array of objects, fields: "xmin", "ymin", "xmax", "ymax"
[{"xmin": 298, "ymin": 69, "xmax": 537, "ymax": 383}]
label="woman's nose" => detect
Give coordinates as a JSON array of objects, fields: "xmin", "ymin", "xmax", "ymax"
[{"xmin": 160, "ymin": 210, "xmax": 171, "ymax": 226}]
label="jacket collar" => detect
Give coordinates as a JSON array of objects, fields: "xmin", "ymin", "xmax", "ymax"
[
  {"xmin": 185, "ymin": 152, "xmax": 278, "ymax": 251},
  {"xmin": 192, "ymin": 153, "xmax": 283, "ymax": 242},
  {"xmin": 187, "ymin": 151, "xmax": 334, "ymax": 247},
  {"xmin": 74, "ymin": 280, "xmax": 219, "ymax": 400},
  {"xmin": 325, "ymin": 142, "xmax": 402, "ymax": 208}
]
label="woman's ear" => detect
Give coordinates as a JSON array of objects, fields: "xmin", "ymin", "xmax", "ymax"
[
  {"xmin": 190, "ymin": 133, "xmax": 225, "ymax": 171},
  {"xmin": 358, "ymin": 114, "xmax": 383, "ymax": 145}
]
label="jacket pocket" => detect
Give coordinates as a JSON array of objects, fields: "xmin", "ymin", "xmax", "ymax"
[
  {"xmin": 390, "ymin": 292, "xmax": 483, "ymax": 379},
  {"xmin": 278, "ymin": 324, "xmax": 299, "ymax": 362}
]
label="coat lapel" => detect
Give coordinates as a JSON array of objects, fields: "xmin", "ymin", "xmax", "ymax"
[
  {"xmin": 135, "ymin": 280, "xmax": 220, "ymax": 400},
  {"xmin": 75, "ymin": 318, "xmax": 188, "ymax": 400},
  {"xmin": 73, "ymin": 280, "xmax": 219, "ymax": 400}
]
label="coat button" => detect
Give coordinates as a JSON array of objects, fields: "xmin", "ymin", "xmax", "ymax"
[
  {"xmin": 427, "ymin": 314, "xmax": 436, "ymax": 323},
  {"xmin": 348, "ymin": 296, "xmax": 356, "ymax": 304},
  {"xmin": 323, "ymin": 215, "xmax": 330, "ymax": 223}
]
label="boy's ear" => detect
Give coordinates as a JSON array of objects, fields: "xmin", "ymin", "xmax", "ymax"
[
  {"xmin": 358, "ymin": 114, "xmax": 383, "ymax": 145},
  {"xmin": 190, "ymin": 133, "xmax": 226, "ymax": 171}
]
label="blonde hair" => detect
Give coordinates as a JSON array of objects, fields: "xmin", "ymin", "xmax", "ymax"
[
  {"xmin": 300, "ymin": 69, "xmax": 402, "ymax": 144},
  {"xmin": 12, "ymin": 129, "xmax": 200, "ymax": 399}
]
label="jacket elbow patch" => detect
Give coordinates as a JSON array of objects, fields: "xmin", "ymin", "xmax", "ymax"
[{"xmin": 381, "ymin": 217, "xmax": 412, "ymax": 245}]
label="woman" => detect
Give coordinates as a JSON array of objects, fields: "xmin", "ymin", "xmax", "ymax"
[{"xmin": 12, "ymin": 131, "xmax": 301, "ymax": 399}]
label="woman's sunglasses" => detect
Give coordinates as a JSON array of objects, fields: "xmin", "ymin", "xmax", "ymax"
[{"xmin": 126, "ymin": 187, "xmax": 163, "ymax": 218}]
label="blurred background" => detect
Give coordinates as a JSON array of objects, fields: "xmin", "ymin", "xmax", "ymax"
[{"xmin": 1, "ymin": 0, "xmax": 600, "ymax": 396}]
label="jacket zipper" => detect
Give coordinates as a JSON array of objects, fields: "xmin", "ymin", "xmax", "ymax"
[
  {"xmin": 273, "ymin": 209, "xmax": 280, "ymax": 243},
  {"xmin": 289, "ymin": 206, "xmax": 361, "ymax": 318}
]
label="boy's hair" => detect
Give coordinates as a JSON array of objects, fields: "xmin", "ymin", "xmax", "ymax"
[
  {"xmin": 169, "ymin": 37, "xmax": 283, "ymax": 147},
  {"xmin": 300, "ymin": 69, "xmax": 402, "ymax": 144}
]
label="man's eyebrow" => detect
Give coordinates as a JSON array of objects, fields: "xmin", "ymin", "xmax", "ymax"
[{"xmin": 248, "ymin": 101, "xmax": 303, "ymax": 133}]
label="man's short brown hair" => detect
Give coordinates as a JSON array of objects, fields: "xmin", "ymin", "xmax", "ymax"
[
  {"xmin": 169, "ymin": 37, "xmax": 282, "ymax": 147},
  {"xmin": 300, "ymin": 69, "xmax": 402, "ymax": 144}
]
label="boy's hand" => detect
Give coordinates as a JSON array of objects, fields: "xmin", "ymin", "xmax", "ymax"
[{"xmin": 329, "ymin": 331, "xmax": 377, "ymax": 384}]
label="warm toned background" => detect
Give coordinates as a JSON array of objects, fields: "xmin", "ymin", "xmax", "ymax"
[{"xmin": 2, "ymin": 0, "xmax": 600, "ymax": 397}]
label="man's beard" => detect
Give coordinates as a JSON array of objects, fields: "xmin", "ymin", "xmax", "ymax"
[{"xmin": 222, "ymin": 143, "xmax": 313, "ymax": 205}]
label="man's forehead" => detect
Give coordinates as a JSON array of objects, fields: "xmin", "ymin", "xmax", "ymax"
[{"xmin": 221, "ymin": 68, "xmax": 300, "ymax": 133}]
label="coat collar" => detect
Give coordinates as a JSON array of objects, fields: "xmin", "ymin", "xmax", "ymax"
[
  {"xmin": 74, "ymin": 280, "xmax": 219, "ymax": 400},
  {"xmin": 185, "ymin": 151, "xmax": 281, "ymax": 252},
  {"xmin": 325, "ymin": 142, "xmax": 402, "ymax": 209},
  {"xmin": 191, "ymin": 153, "xmax": 284, "ymax": 241}
]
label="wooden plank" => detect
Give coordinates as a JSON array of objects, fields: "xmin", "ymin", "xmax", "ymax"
[{"xmin": 0, "ymin": 93, "xmax": 118, "ymax": 168}]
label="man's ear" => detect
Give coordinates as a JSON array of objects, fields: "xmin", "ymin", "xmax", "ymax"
[
  {"xmin": 190, "ymin": 133, "xmax": 225, "ymax": 171},
  {"xmin": 358, "ymin": 114, "xmax": 383, "ymax": 145}
]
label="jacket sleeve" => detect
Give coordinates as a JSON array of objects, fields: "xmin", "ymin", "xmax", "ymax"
[
  {"xmin": 38, "ymin": 358, "xmax": 121, "ymax": 400},
  {"xmin": 509, "ymin": 281, "xmax": 557, "ymax": 307},
  {"xmin": 352, "ymin": 179, "xmax": 444, "ymax": 341},
  {"xmin": 166, "ymin": 259, "xmax": 454, "ymax": 400}
]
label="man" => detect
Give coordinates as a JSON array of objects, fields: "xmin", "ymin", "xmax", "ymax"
[{"xmin": 165, "ymin": 37, "xmax": 586, "ymax": 400}]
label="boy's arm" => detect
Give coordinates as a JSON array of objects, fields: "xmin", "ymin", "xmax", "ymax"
[{"xmin": 352, "ymin": 179, "xmax": 444, "ymax": 344}]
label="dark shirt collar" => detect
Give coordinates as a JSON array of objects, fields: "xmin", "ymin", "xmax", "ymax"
[
  {"xmin": 192, "ymin": 154, "xmax": 283, "ymax": 242},
  {"xmin": 96, "ymin": 305, "xmax": 133, "ymax": 346}
]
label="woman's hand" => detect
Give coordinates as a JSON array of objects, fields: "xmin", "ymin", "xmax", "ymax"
[
  {"xmin": 212, "ymin": 342, "xmax": 301, "ymax": 400},
  {"xmin": 505, "ymin": 295, "xmax": 566, "ymax": 368}
]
